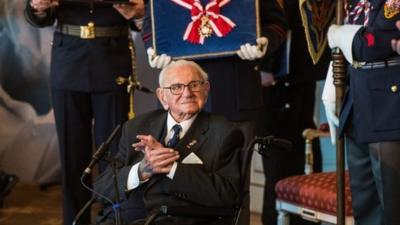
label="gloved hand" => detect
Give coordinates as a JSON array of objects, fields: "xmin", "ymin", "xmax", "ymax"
[
  {"xmin": 237, "ymin": 37, "xmax": 269, "ymax": 60},
  {"xmin": 322, "ymin": 61, "xmax": 339, "ymax": 145},
  {"xmin": 147, "ymin": 47, "xmax": 172, "ymax": 69},
  {"xmin": 327, "ymin": 24, "xmax": 362, "ymax": 64}
]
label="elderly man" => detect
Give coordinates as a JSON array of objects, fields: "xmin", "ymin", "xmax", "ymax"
[{"xmin": 94, "ymin": 60, "xmax": 244, "ymax": 225}]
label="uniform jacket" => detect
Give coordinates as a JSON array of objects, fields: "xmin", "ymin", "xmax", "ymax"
[
  {"xmin": 339, "ymin": 0, "xmax": 400, "ymax": 142},
  {"xmin": 258, "ymin": 0, "xmax": 330, "ymax": 139},
  {"xmin": 141, "ymin": 0, "xmax": 288, "ymax": 121},
  {"xmin": 94, "ymin": 110, "xmax": 244, "ymax": 224},
  {"xmin": 24, "ymin": 2, "xmax": 134, "ymax": 92}
]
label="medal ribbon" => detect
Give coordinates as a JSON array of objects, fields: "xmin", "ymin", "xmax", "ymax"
[
  {"xmin": 171, "ymin": 0, "xmax": 236, "ymax": 44},
  {"xmin": 349, "ymin": 0, "xmax": 370, "ymax": 26}
]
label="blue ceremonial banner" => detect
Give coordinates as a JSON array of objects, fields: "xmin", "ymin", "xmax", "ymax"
[
  {"xmin": 299, "ymin": 0, "xmax": 336, "ymax": 64},
  {"xmin": 150, "ymin": 0, "xmax": 260, "ymax": 60}
]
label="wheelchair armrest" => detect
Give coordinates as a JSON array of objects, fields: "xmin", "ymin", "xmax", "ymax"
[
  {"xmin": 158, "ymin": 205, "xmax": 236, "ymax": 218},
  {"xmin": 143, "ymin": 205, "xmax": 237, "ymax": 225}
]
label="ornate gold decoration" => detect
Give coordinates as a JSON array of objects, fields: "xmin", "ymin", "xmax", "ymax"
[
  {"xmin": 116, "ymin": 34, "xmax": 138, "ymax": 120},
  {"xmin": 80, "ymin": 22, "xmax": 95, "ymax": 39},
  {"xmin": 198, "ymin": 15, "xmax": 213, "ymax": 38},
  {"xmin": 384, "ymin": 0, "xmax": 400, "ymax": 18}
]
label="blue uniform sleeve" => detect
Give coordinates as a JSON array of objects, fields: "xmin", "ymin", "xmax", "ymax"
[{"xmin": 353, "ymin": 26, "xmax": 400, "ymax": 61}]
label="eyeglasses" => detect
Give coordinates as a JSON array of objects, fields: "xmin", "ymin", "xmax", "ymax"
[{"xmin": 162, "ymin": 80, "xmax": 206, "ymax": 95}]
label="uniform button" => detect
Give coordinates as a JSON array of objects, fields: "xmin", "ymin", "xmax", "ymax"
[
  {"xmin": 284, "ymin": 82, "xmax": 290, "ymax": 87},
  {"xmin": 254, "ymin": 65, "xmax": 259, "ymax": 71},
  {"xmin": 391, "ymin": 85, "xmax": 398, "ymax": 93},
  {"xmin": 284, "ymin": 103, "xmax": 291, "ymax": 109}
]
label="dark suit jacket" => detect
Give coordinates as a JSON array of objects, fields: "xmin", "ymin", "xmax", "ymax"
[
  {"xmin": 338, "ymin": 0, "xmax": 400, "ymax": 143},
  {"xmin": 94, "ymin": 110, "xmax": 244, "ymax": 225},
  {"xmin": 24, "ymin": 2, "xmax": 134, "ymax": 92}
]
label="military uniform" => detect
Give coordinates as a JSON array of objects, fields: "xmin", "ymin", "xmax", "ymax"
[
  {"xmin": 25, "ymin": 2, "xmax": 134, "ymax": 224},
  {"xmin": 258, "ymin": 0, "xmax": 331, "ymax": 223},
  {"xmin": 337, "ymin": 0, "xmax": 400, "ymax": 224}
]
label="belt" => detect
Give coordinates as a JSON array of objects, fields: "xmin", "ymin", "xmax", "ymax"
[
  {"xmin": 352, "ymin": 57, "xmax": 400, "ymax": 70},
  {"xmin": 58, "ymin": 22, "xmax": 128, "ymax": 39}
]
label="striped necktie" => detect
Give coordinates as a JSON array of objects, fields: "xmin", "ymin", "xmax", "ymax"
[{"xmin": 167, "ymin": 124, "xmax": 182, "ymax": 148}]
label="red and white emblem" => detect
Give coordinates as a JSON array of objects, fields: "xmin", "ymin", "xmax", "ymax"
[{"xmin": 171, "ymin": 0, "xmax": 236, "ymax": 44}]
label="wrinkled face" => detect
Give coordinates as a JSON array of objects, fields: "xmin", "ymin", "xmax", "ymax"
[{"xmin": 156, "ymin": 64, "xmax": 210, "ymax": 122}]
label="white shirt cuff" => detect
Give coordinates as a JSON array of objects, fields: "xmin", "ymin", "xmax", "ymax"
[
  {"xmin": 167, "ymin": 162, "xmax": 178, "ymax": 179},
  {"xmin": 127, "ymin": 163, "xmax": 146, "ymax": 190}
]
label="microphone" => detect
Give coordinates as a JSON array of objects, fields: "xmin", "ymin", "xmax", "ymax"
[
  {"xmin": 82, "ymin": 124, "xmax": 121, "ymax": 177},
  {"xmin": 255, "ymin": 136, "xmax": 292, "ymax": 156},
  {"xmin": 134, "ymin": 81, "xmax": 153, "ymax": 94},
  {"xmin": 115, "ymin": 76, "xmax": 154, "ymax": 94}
]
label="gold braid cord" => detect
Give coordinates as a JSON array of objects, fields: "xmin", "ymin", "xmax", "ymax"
[{"xmin": 116, "ymin": 33, "xmax": 137, "ymax": 120}]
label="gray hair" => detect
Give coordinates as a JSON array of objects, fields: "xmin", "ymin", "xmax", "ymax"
[{"xmin": 158, "ymin": 60, "xmax": 208, "ymax": 87}]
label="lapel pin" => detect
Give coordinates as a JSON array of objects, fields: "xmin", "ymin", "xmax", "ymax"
[{"xmin": 186, "ymin": 139, "xmax": 198, "ymax": 149}]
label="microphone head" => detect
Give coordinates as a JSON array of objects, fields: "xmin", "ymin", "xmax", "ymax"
[
  {"xmin": 137, "ymin": 85, "xmax": 153, "ymax": 94},
  {"xmin": 134, "ymin": 82, "xmax": 153, "ymax": 94},
  {"xmin": 255, "ymin": 136, "xmax": 292, "ymax": 156}
]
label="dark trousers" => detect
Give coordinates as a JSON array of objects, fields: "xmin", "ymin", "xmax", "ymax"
[
  {"xmin": 52, "ymin": 89, "xmax": 129, "ymax": 225},
  {"xmin": 346, "ymin": 137, "xmax": 400, "ymax": 225}
]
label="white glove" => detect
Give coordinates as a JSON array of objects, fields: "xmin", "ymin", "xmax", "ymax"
[
  {"xmin": 147, "ymin": 47, "xmax": 172, "ymax": 69},
  {"xmin": 237, "ymin": 37, "xmax": 269, "ymax": 60},
  {"xmin": 327, "ymin": 24, "xmax": 362, "ymax": 64},
  {"xmin": 323, "ymin": 100, "xmax": 339, "ymax": 145},
  {"xmin": 322, "ymin": 61, "xmax": 339, "ymax": 145}
]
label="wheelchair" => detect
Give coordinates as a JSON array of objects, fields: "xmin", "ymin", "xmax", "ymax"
[
  {"xmin": 76, "ymin": 136, "xmax": 291, "ymax": 225},
  {"xmin": 136, "ymin": 136, "xmax": 292, "ymax": 225}
]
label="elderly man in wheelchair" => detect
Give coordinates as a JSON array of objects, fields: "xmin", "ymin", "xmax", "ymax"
[{"xmin": 92, "ymin": 60, "xmax": 244, "ymax": 225}]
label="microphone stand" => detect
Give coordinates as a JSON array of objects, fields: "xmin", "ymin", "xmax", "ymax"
[
  {"xmin": 106, "ymin": 154, "xmax": 122, "ymax": 225},
  {"xmin": 72, "ymin": 196, "xmax": 95, "ymax": 225},
  {"xmin": 74, "ymin": 155, "xmax": 124, "ymax": 225},
  {"xmin": 74, "ymin": 125, "xmax": 122, "ymax": 225}
]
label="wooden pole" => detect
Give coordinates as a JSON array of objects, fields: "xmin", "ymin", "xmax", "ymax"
[{"xmin": 332, "ymin": 0, "xmax": 346, "ymax": 223}]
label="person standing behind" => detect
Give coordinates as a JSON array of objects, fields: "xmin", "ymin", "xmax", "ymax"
[
  {"xmin": 323, "ymin": 0, "xmax": 400, "ymax": 224},
  {"xmin": 257, "ymin": 0, "xmax": 331, "ymax": 223},
  {"xmin": 25, "ymin": 1, "xmax": 145, "ymax": 224}
]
